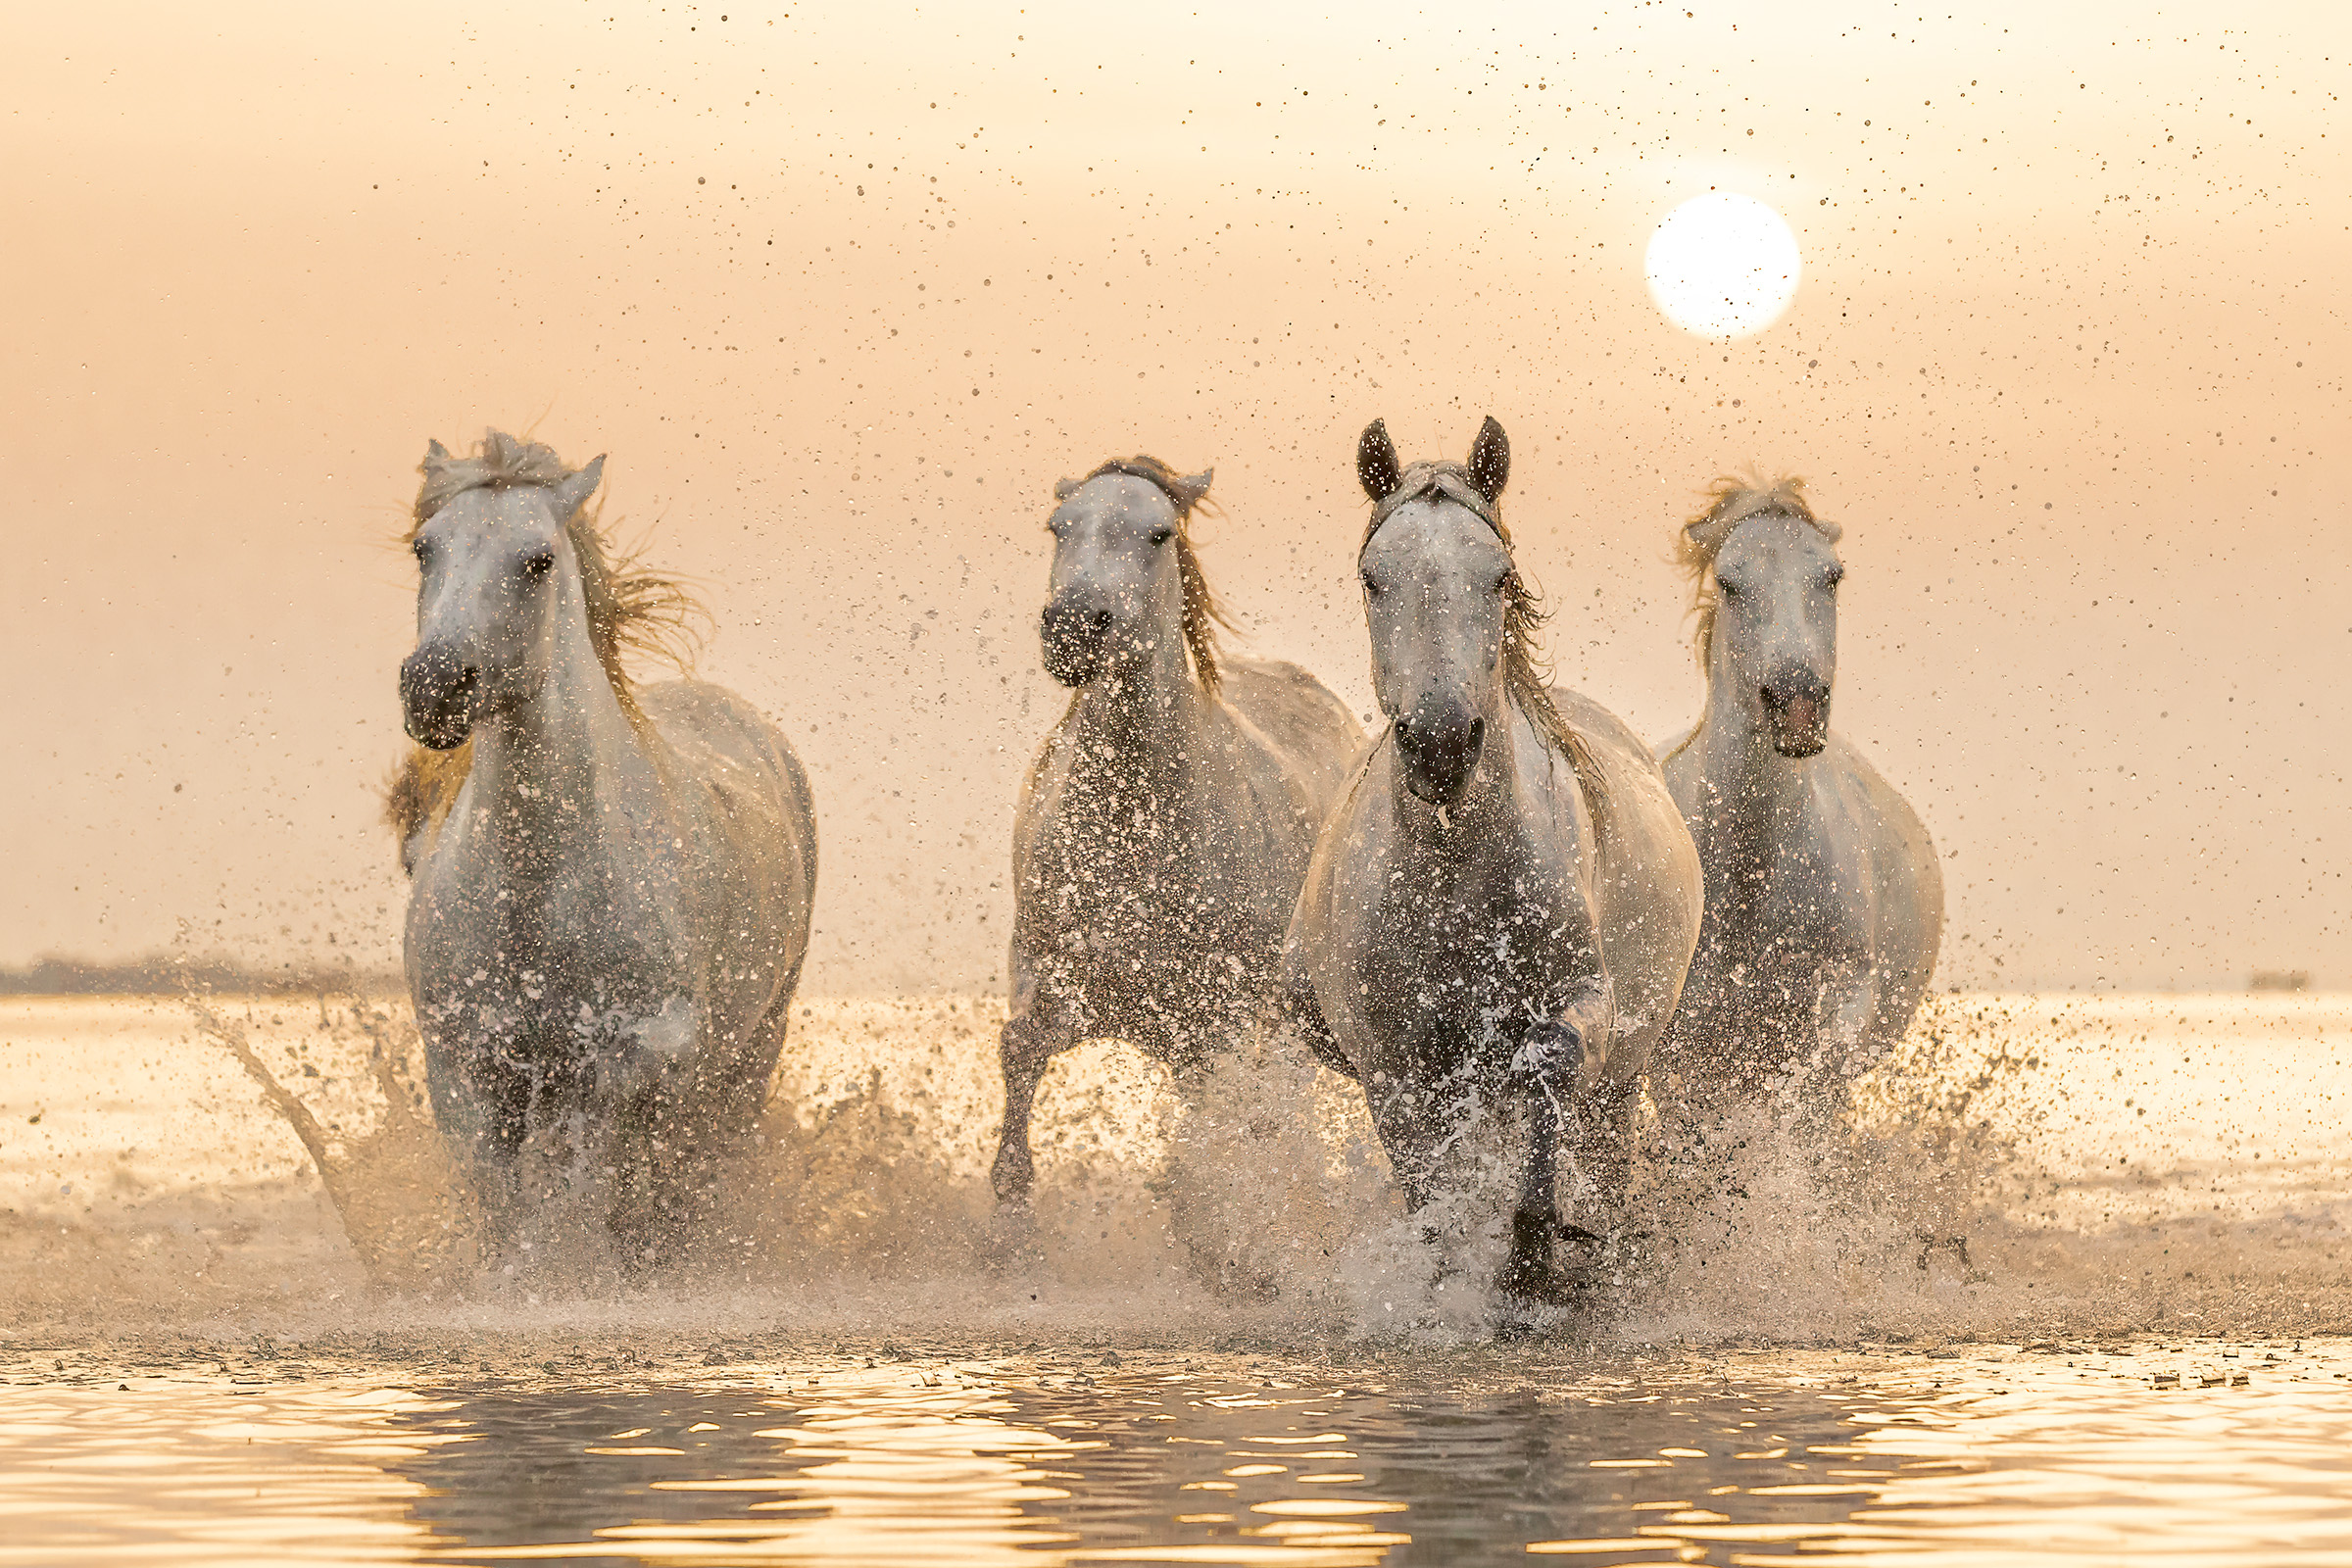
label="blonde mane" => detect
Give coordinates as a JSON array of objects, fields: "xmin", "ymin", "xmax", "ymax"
[
  {"xmin": 1063, "ymin": 456, "xmax": 1237, "ymax": 693},
  {"xmin": 1360, "ymin": 461, "xmax": 1596, "ymax": 784},
  {"xmin": 1676, "ymin": 472, "xmax": 1842, "ymax": 668},
  {"xmin": 383, "ymin": 430, "xmax": 709, "ymax": 858}
]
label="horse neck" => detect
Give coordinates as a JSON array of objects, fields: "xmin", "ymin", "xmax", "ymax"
[
  {"xmin": 467, "ymin": 579, "xmax": 664, "ymax": 879},
  {"xmin": 1067, "ymin": 597, "xmax": 1211, "ymax": 794}
]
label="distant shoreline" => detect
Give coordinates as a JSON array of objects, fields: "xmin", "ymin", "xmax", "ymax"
[{"xmin": 0, "ymin": 956, "xmax": 405, "ymax": 999}]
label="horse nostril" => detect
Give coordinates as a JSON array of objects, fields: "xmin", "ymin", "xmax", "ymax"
[
  {"xmin": 1467, "ymin": 716, "xmax": 1485, "ymax": 752},
  {"xmin": 455, "ymin": 664, "xmax": 479, "ymax": 693},
  {"xmin": 1089, "ymin": 609, "xmax": 1112, "ymax": 632}
]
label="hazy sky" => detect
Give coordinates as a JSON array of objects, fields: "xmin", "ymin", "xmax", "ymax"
[{"xmin": 4, "ymin": 0, "xmax": 2346, "ymax": 991}]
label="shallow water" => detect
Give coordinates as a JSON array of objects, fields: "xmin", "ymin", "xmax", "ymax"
[
  {"xmin": 4, "ymin": 993, "xmax": 2351, "ymax": 1562},
  {"xmin": 7, "ymin": 1337, "xmax": 2351, "ymax": 1565}
]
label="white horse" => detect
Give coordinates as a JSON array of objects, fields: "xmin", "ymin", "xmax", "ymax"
[
  {"xmin": 993, "ymin": 457, "xmax": 1363, "ymax": 1211},
  {"xmin": 1652, "ymin": 476, "xmax": 1942, "ymax": 1139},
  {"xmin": 390, "ymin": 431, "xmax": 816, "ymax": 1255},
  {"xmin": 1284, "ymin": 419, "xmax": 1702, "ymax": 1305}
]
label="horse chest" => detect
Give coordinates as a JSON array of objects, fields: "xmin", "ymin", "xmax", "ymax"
[
  {"xmin": 410, "ymin": 834, "xmax": 695, "ymax": 1046},
  {"xmin": 1346, "ymin": 846, "xmax": 1590, "ymax": 1034}
]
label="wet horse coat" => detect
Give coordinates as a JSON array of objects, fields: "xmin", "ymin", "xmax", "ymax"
[
  {"xmin": 1652, "ymin": 477, "xmax": 1942, "ymax": 1132},
  {"xmin": 392, "ymin": 432, "xmax": 816, "ymax": 1250},
  {"xmin": 992, "ymin": 458, "xmax": 1363, "ymax": 1207},
  {"xmin": 1284, "ymin": 419, "xmax": 1702, "ymax": 1300}
]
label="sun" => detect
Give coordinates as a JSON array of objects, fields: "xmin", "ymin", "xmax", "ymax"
[{"xmin": 1644, "ymin": 193, "xmax": 1803, "ymax": 338}]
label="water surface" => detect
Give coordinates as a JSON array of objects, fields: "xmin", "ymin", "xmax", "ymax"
[{"xmin": 4, "ymin": 994, "xmax": 2350, "ymax": 1562}]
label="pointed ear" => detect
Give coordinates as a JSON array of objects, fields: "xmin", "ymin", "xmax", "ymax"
[
  {"xmin": 422, "ymin": 438, "xmax": 450, "ymax": 466},
  {"xmin": 1171, "ymin": 468, "xmax": 1213, "ymax": 509},
  {"xmin": 1467, "ymin": 416, "xmax": 1509, "ymax": 505},
  {"xmin": 550, "ymin": 455, "xmax": 605, "ymax": 519},
  {"xmin": 1053, "ymin": 476, "xmax": 1081, "ymax": 501},
  {"xmin": 1356, "ymin": 418, "xmax": 1400, "ymax": 502},
  {"xmin": 1683, "ymin": 514, "xmax": 1738, "ymax": 561}
]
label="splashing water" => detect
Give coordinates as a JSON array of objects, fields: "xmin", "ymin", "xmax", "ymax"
[{"xmin": 6, "ymin": 990, "xmax": 2348, "ymax": 1347}]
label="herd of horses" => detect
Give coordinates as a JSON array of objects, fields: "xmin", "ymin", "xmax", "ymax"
[{"xmin": 387, "ymin": 421, "xmax": 1942, "ymax": 1310}]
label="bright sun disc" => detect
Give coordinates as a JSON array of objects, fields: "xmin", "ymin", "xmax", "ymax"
[{"xmin": 1644, "ymin": 192, "xmax": 1802, "ymax": 338}]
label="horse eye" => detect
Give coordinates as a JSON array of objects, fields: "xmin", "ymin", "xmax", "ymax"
[
  {"xmin": 523, "ymin": 550, "xmax": 556, "ymax": 577},
  {"xmin": 411, "ymin": 538, "xmax": 430, "ymax": 564},
  {"xmin": 1360, "ymin": 574, "xmax": 1383, "ymax": 597},
  {"xmin": 1717, "ymin": 578, "xmax": 1740, "ymax": 598},
  {"xmin": 1824, "ymin": 567, "xmax": 1845, "ymax": 590},
  {"xmin": 1149, "ymin": 527, "xmax": 1174, "ymax": 547}
]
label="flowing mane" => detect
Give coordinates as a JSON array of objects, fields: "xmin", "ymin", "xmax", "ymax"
[
  {"xmin": 1360, "ymin": 461, "xmax": 1593, "ymax": 781},
  {"xmin": 1061, "ymin": 456, "xmax": 1236, "ymax": 692},
  {"xmin": 1676, "ymin": 472, "xmax": 1842, "ymax": 668},
  {"xmin": 383, "ymin": 430, "xmax": 708, "ymax": 858}
]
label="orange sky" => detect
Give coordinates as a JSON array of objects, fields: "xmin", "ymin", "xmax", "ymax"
[{"xmin": 3, "ymin": 0, "xmax": 2347, "ymax": 990}]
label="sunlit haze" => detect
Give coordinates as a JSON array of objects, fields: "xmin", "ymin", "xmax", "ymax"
[{"xmin": 4, "ymin": 0, "xmax": 2346, "ymax": 991}]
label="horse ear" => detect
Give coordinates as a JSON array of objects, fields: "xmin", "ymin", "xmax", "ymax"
[
  {"xmin": 551, "ymin": 455, "xmax": 606, "ymax": 519},
  {"xmin": 1357, "ymin": 419, "xmax": 1400, "ymax": 502},
  {"xmin": 1053, "ymin": 476, "xmax": 1081, "ymax": 501},
  {"xmin": 1683, "ymin": 514, "xmax": 1737, "ymax": 561},
  {"xmin": 422, "ymin": 438, "xmax": 450, "ymax": 466},
  {"xmin": 1172, "ymin": 468, "xmax": 1213, "ymax": 508},
  {"xmin": 1467, "ymin": 416, "xmax": 1509, "ymax": 504}
]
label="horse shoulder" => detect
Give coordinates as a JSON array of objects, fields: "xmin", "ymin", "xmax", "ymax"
[
  {"xmin": 1014, "ymin": 696, "xmax": 1085, "ymax": 842},
  {"xmin": 632, "ymin": 680, "xmax": 818, "ymax": 939},
  {"xmin": 1534, "ymin": 686, "xmax": 1705, "ymax": 1047},
  {"xmin": 1543, "ymin": 685, "xmax": 1698, "ymax": 885},
  {"xmin": 1285, "ymin": 737, "xmax": 1394, "ymax": 1048}
]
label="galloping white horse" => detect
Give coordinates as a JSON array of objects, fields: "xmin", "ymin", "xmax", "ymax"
[
  {"xmin": 993, "ymin": 457, "xmax": 1363, "ymax": 1211},
  {"xmin": 1652, "ymin": 476, "xmax": 1942, "ymax": 1138},
  {"xmin": 1285, "ymin": 419, "xmax": 1702, "ymax": 1305},
  {"xmin": 390, "ymin": 431, "xmax": 816, "ymax": 1254}
]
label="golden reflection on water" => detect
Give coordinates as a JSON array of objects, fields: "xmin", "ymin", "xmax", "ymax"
[{"xmin": 3, "ymin": 1340, "xmax": 2351, "ymax": 1565}]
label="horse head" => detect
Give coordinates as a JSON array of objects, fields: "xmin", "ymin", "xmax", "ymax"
[
  {"xmin": 1040, "ymin": 459, "xmax": 1218, "ymax": 690},
  {"xmin": 1355, "ymin": 416, "xmax": 1517, "ymax": 807},
  {"xmin": 1685, "ymin": 479, "xmax": 1843, "ymax": 759},
  {"xmin": 400, "ymin": 437, "xmax": 604, "ymax": 751}
]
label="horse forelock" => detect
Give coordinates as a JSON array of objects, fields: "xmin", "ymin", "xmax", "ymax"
[
  {"xmin": 1359, "ymin": 462, "xmax": 1505, "ymax": 551},
  {"xmin": 1061, "ymin": 456, "xmax": 1234, "ymax": 693},
  {"xmin": 1677, "ymin": 471, "xmax": 1841, "ymax": 668}
]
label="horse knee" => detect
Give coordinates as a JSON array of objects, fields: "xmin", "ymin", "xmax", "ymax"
[
  {"xmin": 1000, "ymin": 1012, "xmax": 1064, "ymax": 1083},
  {"xmin": 1510, "ymin": 1020, "xmax": 1599, "ymax": 1100}
]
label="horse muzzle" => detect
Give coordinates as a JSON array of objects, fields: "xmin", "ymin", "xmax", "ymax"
[
  {"xmin": 1760, "ymin": 677, "xmax": 1830, "ymax": 759},
  {"xmin": 1395, "ymin": 709, "xmax": 1486, "ymax": 807},
  {"xmin": 1039, "ymin": 597, "xmax": 1116, "ymax": 687},
  {"xmin": 400, "ymin": 645, "xmax": 482, "ymax": 751}
]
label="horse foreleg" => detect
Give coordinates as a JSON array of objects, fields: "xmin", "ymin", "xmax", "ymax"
[
  {"xmin": 1503, "ymin": 1010, "xmax": 1620, "ymax": 1300},
  {"xmin": 1499, "ymin": 1083, "xmax": 1565, "ymax": 1301},
  {"xmin": 991, "ymin": 1002, "xmax": 1078, "ymax": 1207}
]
